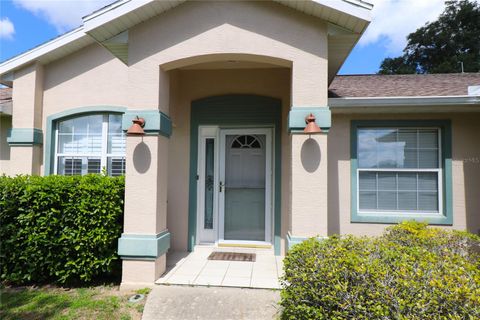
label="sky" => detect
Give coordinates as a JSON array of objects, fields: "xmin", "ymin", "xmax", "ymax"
[{"xmin": 0, "ymin": 0, "xmax": 450, "ymax": 74}]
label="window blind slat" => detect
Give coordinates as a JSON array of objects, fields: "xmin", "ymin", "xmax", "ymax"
[
  {"xmin": 419, "ymin": 192, "xmax": 438, "ymax": 211},
  {"xmin": 378, "ymin": 173, "xmax": 396, "ymax": 190},
  {"xmin": 359, "ymin": 191, "xmax": 377, "ymax": 210},
  {"xmin": 359, "ymin": 172, "xmax": 376, "ymax": 190},
  {"xmin": 358, "ymin": 171, "xmax": 439, "ymax": 212},
  {"xmin": 378, "ymin": 191, "xmax": 396, "ymax": 210}
]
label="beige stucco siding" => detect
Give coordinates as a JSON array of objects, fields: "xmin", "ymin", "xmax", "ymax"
[
  {"xmin": 128, "ymin": 0, "xmax": 328, "ymax": 111},
  {"xmin": 328, "ymin": 112, "xmax": 480, "ymax": 236},
  {"xmin": 167, "ymin": 67, "xmax": 291, "ymax": 252},
  {"xmin": 43, "ymin": 43, "xmax": 129, "ymax": 116},
  {"xmin": 0, "ymin": 116, "xmax": 11, "ymax": 174},
  {"xmin": 39, "ymin": 43, "xmax": 129, "ymax": 174}
]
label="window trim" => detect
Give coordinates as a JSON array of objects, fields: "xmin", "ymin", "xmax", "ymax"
[
  {"xmin": 44, "ymin": 106, "xmax": 127, "ymax": 176},
  {"xmin": 350, "ymin": 120, "xmax": 452, "ymax": 225},
  {"xmin": 54, "ymin": 113, "xmax": 125, "ymax": 176}
]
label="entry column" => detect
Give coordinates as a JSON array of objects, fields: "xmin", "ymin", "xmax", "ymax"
[
  {"xmin": 118, "ymin": 111, "xmax": 172, "ymax": 287},
  {"xmin": 118, "ymin": 65, "xmax": 172, "ymax": 287},
  {"xmin": 288, "ymin": 58, "xmax": 331, "ymax": 249}
]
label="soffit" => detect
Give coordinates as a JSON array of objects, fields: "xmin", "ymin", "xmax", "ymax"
[{"xmin": 1, "ymin": 0, "xmax": 371, "ymax": 83}]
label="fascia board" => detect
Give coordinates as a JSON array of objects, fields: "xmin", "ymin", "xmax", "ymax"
[
  {"xmin": 0, "ymin": 28, "xmax": 88, "ymax": 76},
  {"xmin": 329, "ymin": 96, "xmax": 480, "ymax": 108},
  {"xmin": 313, "ymin": 0, "xmax": 372, "ymax": 22},
  {"xmin": 83, "ymin": 0, "xmax": 157, "ymax": 32}
]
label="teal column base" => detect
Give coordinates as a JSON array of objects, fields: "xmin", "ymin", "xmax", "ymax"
[
  {"xmin": 118, "ymin": 231, "xmax": 170, "ymax": 261},
  {"xmin": 286, "ymin": 233, "xmax": 327, "ymax": 251}
]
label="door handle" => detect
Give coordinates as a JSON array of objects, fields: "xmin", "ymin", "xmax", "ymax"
[{"xmin": 219, "ymin": 181, "xmax": 225, "ymax": 192}]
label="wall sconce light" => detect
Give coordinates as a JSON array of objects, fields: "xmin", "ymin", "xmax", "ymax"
[
  {"xmin": 127, "ymin": 116, "xmax": 146, "ymax": 135},
  {"xmin": 304, "ymin": 113, "xmax": 322, "ymax": 134}
]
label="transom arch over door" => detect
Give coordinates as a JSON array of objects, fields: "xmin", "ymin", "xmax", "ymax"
[{"xmin": 230, "ymin": 135, "xmax": 262, "ymax": 149}]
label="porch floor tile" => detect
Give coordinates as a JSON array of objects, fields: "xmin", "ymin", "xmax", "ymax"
[{"xmin": 156, "ymin": 246, "xmax": 283, "ymax": 289}]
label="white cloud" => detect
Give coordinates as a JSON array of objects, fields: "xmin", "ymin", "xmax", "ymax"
[
  {"xmin": 0, "ymin": 18, "xmax": 15, "ymax": 40},
  {"xmin": 13, "ymin": 0, "xmax": 115, "ymax": 33},
  {"xmin": 359, "ymin": 0, "xmax": 446, "ymax": 55}
]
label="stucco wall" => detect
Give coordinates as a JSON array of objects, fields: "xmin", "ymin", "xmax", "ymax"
[
  {"xmin": 167, "ymin": 67, "xmax": 291, "ymax": 253},
  {"xmin": 43, "ymin": 43, "xmax": 129, "ymax": 116},
  {"xmin": 128, "ymin": 0, "xmax": 328, "ymax": 111},
  {"xmin": 39, "ymin": 43, "xmax": 129, "ymax": 174},
  {"xmin": 328, "ymin": 112, "xmax": 480, "ymax": 236},
  {"xmin": 0, "ymin": 115, "xmax": 11, "ymax": 174}
]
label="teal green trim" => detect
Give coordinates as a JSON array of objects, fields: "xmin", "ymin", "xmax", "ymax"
[
  {"xmin": 286, "ymin": 233, "xmax": 327, "ymax": 251},
  {"xmin": 122, "ymin": 110, "xmax": 172, "ymax": 137},
  {"xmin": 118, "ymin": 231, "xmax": 170, "ymax": 260},
  {"xmin": 7, "ymin": 128, "xmax": 43, "ymax": 146},
  {"xmin": 350, "ymin": 120, "xmax": 453, "ymax": 225},
  {"xmin": 288, "ymin": 107, "xmax": 331, "ymax": 133},
  {"xmin": 44, "ymin": 106, "xmax": 127, "ymax": 176},
  {"xmin": 286, "ymin": 233, "xmax": 306, "ymax": 250},
  {"xmin": 188, "ymin": 95, "xmax": 282, "ymax": 255}
]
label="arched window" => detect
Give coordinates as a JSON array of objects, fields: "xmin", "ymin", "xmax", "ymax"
[
  {"xmin": 230, "ymin": 135, "xmax": 262, "ymax": 149},
  {"xmin": 55, "ymin": 113, "xmax": 125, "ymax": 176}
]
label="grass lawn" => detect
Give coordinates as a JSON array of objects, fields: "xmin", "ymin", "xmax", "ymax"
[{"xmin": 0, "ymin": 285, "xmax": 151, "ymax": 320}]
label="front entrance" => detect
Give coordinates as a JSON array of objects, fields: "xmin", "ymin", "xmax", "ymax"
[{"xmin": 197, "ymin": 127, "xmax": 273, "ymax": 245}]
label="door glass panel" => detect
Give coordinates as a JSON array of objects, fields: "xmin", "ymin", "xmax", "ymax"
[
  {"xmin": 204, "ymin": 139, "xmax": 215, "ymax": 229},
  {"xmin": 224, "ymin": 135, "xmax": 265, "ymax": 241}
]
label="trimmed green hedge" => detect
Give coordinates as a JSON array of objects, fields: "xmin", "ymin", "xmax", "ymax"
[
  {"xmin": 0, "ymin": 174, "xmax": 124, "ymax": 285},
  {"xmin": 281, "ymin": 222, "xmax": 480, "ymax": 319}
]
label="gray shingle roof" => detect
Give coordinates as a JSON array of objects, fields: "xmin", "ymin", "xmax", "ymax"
[
  {"xmin": 2, "ymin": 73, "xmax": 479, "ymax": 103},
  {"xmin": 0, "ymin": 87, "xmax": 12, "ymax": 103},
  {"xmin": 329, "ymin": 73, "xmax": 480, "ymax": 98}
]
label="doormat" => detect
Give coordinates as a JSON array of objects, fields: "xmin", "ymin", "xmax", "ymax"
[{"xmin": 208, "ymin": 252, "xmax": 256, "ymax": 262}]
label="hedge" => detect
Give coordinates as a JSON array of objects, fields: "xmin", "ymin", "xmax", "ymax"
[
  {"xmin": 0, "ymin": 174, "xmax": 124, "ymax": 285},
  {"xmin": 281, "ymin": 221, "xmax": 480, "ymax": 319}
]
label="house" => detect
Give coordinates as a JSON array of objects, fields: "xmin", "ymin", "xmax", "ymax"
[{"xmin": 0, "ymin": 0, "xmax": 479, "ymax": 287}]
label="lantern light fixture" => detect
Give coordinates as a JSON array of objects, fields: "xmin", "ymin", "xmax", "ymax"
[
  {"xmin": 127, "ymin": 116, "xmax": 146, "ymax": 135},
  {"xmin": 303, "ymin": 113, "xmax": 322, "ymax": 134}
]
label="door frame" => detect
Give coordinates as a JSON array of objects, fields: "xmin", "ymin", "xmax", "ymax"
[
  {"xmin": 218, "ymin": 128, "xmax": 273, "ymax": 244},
  {"xmin": 188, "ymin": 94, "xmax": 282, "ymax": 255}
]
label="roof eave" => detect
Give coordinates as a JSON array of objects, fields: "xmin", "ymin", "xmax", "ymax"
[
  {"xmin": 0, "ymin": 27, "xmax": 93, "ymax": 77},
  {"xmin": 0, "ymin": 0, "xmax": 372, "ymax": 78},
  {"xmin": 329, "ymin": 96, "xmax": 480, "ymax": 113}
]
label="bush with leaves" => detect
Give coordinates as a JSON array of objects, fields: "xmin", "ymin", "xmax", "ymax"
[
  {"xmin": 281, "ymin": 221, "xmax": 480, "ymax": 319},
  {"xmin": 0, "ymin": 174, "xmax": 124, "ymax": 285}
]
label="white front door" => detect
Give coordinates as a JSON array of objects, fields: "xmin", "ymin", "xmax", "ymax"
[
  {"xmin": 197, "ymin": 127, "xmax": 273, "ymax": 245},
  {"xmin": 219, "ymin": 128, "xmax": 272, "ymax": 243}
]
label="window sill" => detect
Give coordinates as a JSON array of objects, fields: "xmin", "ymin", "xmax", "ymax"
[{"xmin": 351, "ymin": 212, "xmax": 452, "ymax": 225}]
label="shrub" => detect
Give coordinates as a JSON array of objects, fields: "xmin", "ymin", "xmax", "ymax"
[
  {"xmin": 0, "ymin": 174, "xmax": 124, "ymax": 285},
  {"xmin": 281, "ymin": 221, "xmax": 480, "ymax": 319}
]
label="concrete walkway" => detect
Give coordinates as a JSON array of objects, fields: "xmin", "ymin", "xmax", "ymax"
[
  {"xmin": 142, "ymin": 285, "xmax": 281, "ymax": 320},
  {"xmin": 157, "ymin": 247, "xmax": 283, "ymax": 289}
]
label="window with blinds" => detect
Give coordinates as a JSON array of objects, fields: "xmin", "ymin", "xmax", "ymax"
[
  {"xmin": 55, "ymin": 114, "xmax": 125, "ymax": 176},
  {"xmin": 357, "ymin": 127, "xmax": 442, "ymax": 214}
]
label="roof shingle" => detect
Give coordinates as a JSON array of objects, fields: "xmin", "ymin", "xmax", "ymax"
[
  {"xmin": 329, "ymin": 73, "xmax": 480, "ymax": 98},
  {"xmin": 0, "ymin": 87, "xmax": 12, "ymax": 102}
]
